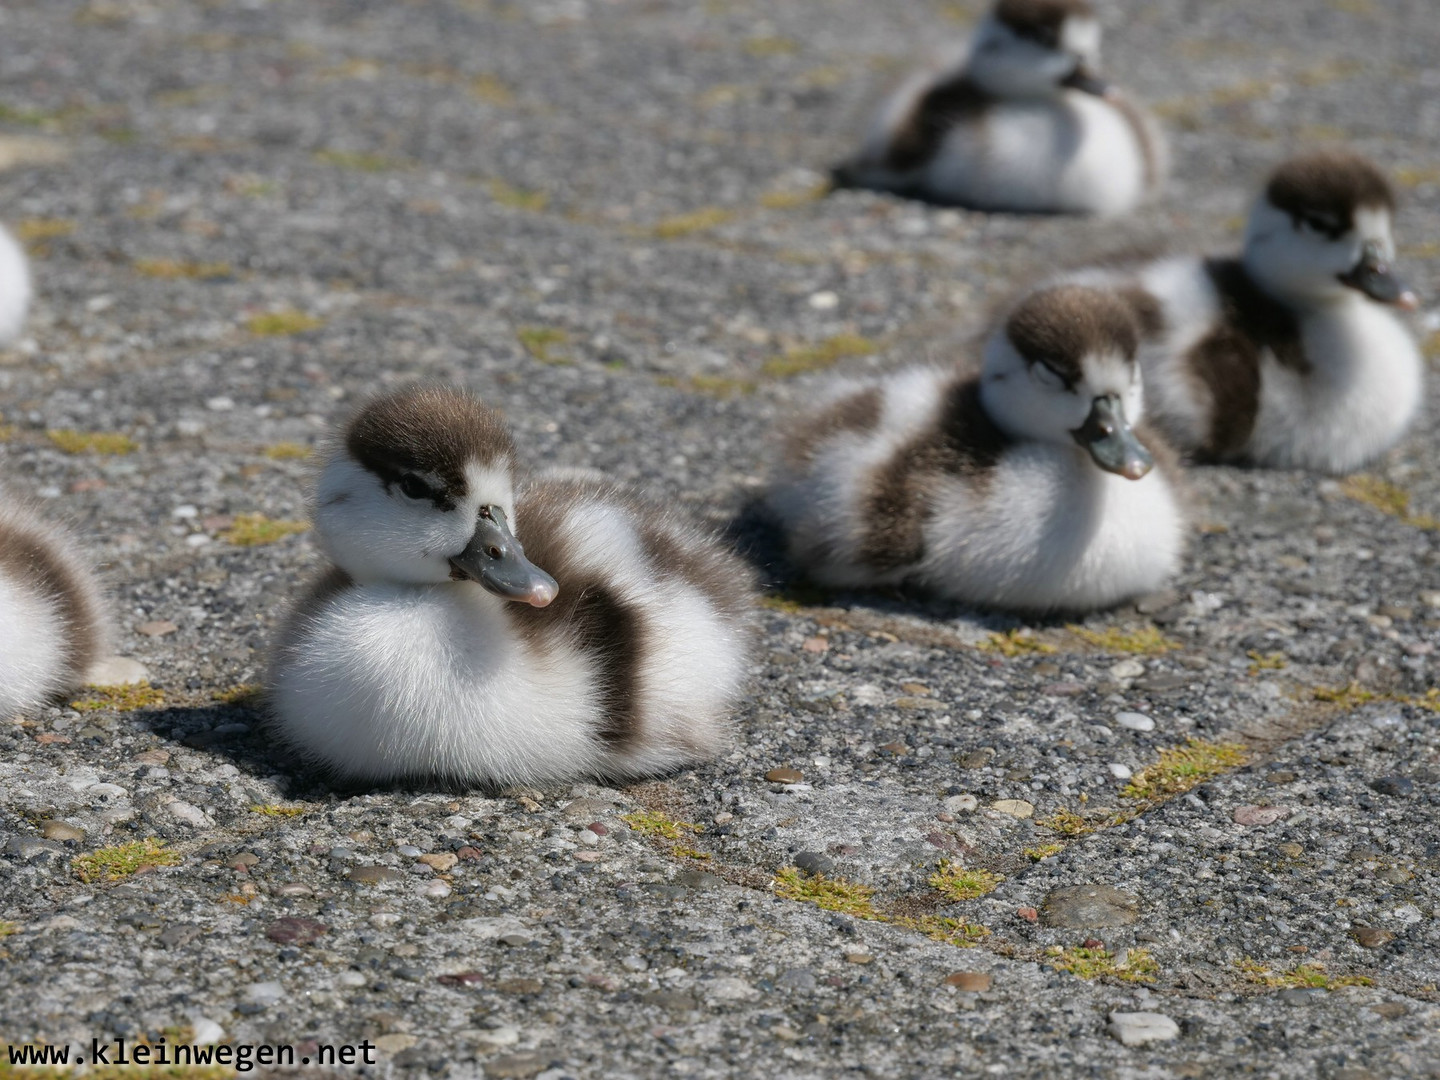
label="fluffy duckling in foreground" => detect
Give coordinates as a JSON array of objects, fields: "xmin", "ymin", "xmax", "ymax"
[
  {"xmin": 833, "ymin": 0, "xmax": 1164, "ymax": 215},
  {"xmin": 0, "ymin": 222, "xmax": 32, "ymax": 345},
  {"xmin": 1078, "ymin": 151, "xmax": 1420, "ymax": 474},
  {"xmin": 267, "ymin": 386, "xmax": 757, "ymax": 787},
  {"xmin": 767, "ymin": 285, "xmax": 1184, "ymax": 613},
  {"xmin": 0, "ymin": 498, "xmax": 108, "ymax": 717}
]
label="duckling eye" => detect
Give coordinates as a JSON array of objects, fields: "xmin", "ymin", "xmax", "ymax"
[
  {"xmin": 1032, "ymin": 363, "xmax": 1069, "ymax": 392},
  {"xmin": 1295, "ymin": 213, "xmax": 1340, "ymax": 237},
  {"xmin": 397, "ymin": 474, "xmax": 433, "ymax": 501}
]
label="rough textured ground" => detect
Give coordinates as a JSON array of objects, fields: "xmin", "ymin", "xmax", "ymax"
[{"xmin": 2, "ymin": 0, "xmax": 1439, "ymax": 1077}]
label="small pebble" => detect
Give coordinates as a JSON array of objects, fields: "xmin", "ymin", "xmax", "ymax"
[
  {"xmin": 991, "ymin": 799, "xmax": 1034, "ymax": 819},
  {"xmin": 1369, "ymin": 775, "xmax": 1414, "ymax": 797},
  {"xmin": 1107, "ymin": 763, "xmax": 1132, "ymax": 780},
  {"xmin": 418, "ymin": 852, "xmax": 458, "ymax": 872},
  {"xmin": 793, "ymin": 851, "xmax": 835, "ymax": 876},
  {"xmin": 1107, "ymin": 1011, "xmax": 1179, "ymax": 1047},
  {"xmin": 943, "ymin": 972, "xmax": 991, "ymax": 992},
  {"xmin": 40, "ymin": 820, "xmax": 85, "ymax": 842},
  {"xmin": 1114, "ymin": 711, "xmax": 1155, "ymax": 732},
  {"xmin": 1351, "ymin": 926, "xmax": 1395, "ymax": 948},
  {"xmin": 396, "ymin": 845, "xmax": 423, "ymax": 858},
  {"xmin": 1233, "ymin": 805, "xmax": 1290, "ymax": 827},
  {"xmin": 765, "ymin": 768, "xmax": 803, "ymax": 784},
  {"xmin": 942, "ymin": 794, "xmax": 979, "ymax": 814},
  {"xmin": 844, "ymin": 952, "xmax": 873, "ymax": 965}
]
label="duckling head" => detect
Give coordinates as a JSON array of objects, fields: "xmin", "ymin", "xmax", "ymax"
[
  {"xmin": 968, "ymin": 0, "xmax": 1110, "ymax": 100},
  {"xmin": 1244, "ymin": 150, "xmax": 1417, "ymax": 310},
  {"xmin": 314, "ymin": 385, "xmax": 558, "ymax": 605},
  {"xmin": 981, "ymin": 284, "xmax": 1152, "ymax": 479}
]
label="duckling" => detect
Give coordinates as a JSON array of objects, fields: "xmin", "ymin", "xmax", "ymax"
[
  {"xmin": 767, "ymin": 284, "xmax": 1184, "ymax": 613},
  {"xmin": 266, "ymin": 385, "xmax": 757, "ymax": 787},
  {"xmin": 0, "ymin": 222, "xmax": 31, "ymax": 345},
  {"xmin": 1092, "ymin": 150, "xmax": 1421, "ymax": 473},
  {"xmin": 0, "ymin": 498, "xmax": 108, "ymax": 718},
  {"xmin": 833, "ymin": 0, "xmax": 1164, "ymax": 215}
]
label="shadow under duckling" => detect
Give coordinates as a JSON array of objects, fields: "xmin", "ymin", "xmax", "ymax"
[
  {"xmin": 766, "ymin": 284, "xmax": 1185, "ymax": 614},
  {"xmin": 266, "ymin": 385, "xmax": 757, "ymax": 789}
]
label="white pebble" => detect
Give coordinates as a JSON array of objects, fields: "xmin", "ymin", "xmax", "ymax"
[
  {"xmin": 1109, "ymin": 659, "xmax": 1145, "ymax": 680},
  {"xmin": 422, "ymin": 879, "xmax": 451, "ymax": 899},
  {"xmin": 185, "ymin": 534, "xmax": 211, "ymax": 548},
  {"xmin": 1114, "ymin": 711, "xmax": 1155, "ymax": 732},
  {"xmin": 807, "ymin": 290, "xmax": 839, "ymax": 310},
  {"xmin": 1107, "ymin": 763, "xmax": 1133, "ymax": 780},
  {"xmin": 942, "ymin": 794, "xmax": 979, "ymax": 814},
  {"xmin": 168, "ymin": 801, "xmax": 210, "ymax": 827},
  {"xmin": 396, "ymin": 845, "xmax": 422, "ymax": 858},
  {"xmin": 190, "ymin": 1018, "xmax": 225, "ymax": 1045},
  {"xmin": 244, "ymin": 981, "xmax": 285, "ymax": 1005},
  {"xmin": 205, "ymin": 396, "xmax": 235, "ymax": 412},
  {"xmin": 1107, "ymin": 1011, "xmax": 1179, "ymax": 1047},
  {"xmin": 336, "ymin": 970, "xmax": 368, "ymax": 988}
]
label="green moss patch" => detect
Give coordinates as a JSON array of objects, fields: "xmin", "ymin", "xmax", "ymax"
[
  {"xmin": 929, "ymin": 862, "xmax": 1003, "ymax": 901},
  {"xmin": 73, "ymin": 839, "xmax": 181, "ymax": 883},
  {"xmin": 763, "ymin": 333, "xmax": 876, "ymax": 378},
  {"xmin": 47, "ymin": 429, "xmax": 137, "ymax": 455},
  {"xmin": 1045, "ymin": 945, "xmax": 1158, "ymax": 983},
  {"xmin": 1121, "ymin": 739, "xmax": 1248, "ymax": 802},
  {"xmin": 220, "ymin": 514, "xmax": 309, "ymax": 546},
  {"xmin": 71, "ymin": 682, "xmax": 165, "ymax": 712},
  {"xmin": 773, "ymin": 867, "xmax": 882, "ymax": 920},
  {"xmin": 246, "ymin": 309, "xmax": 324, "ymax": 336}
]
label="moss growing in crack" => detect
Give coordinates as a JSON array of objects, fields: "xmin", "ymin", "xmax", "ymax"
[
  {"xmin": 70, "ymin": 682, "xmax": 165, "ymax": 712},
  {"xmin": 46, "ymin": 429, "xmax": 136, "ymax": 455},
  {"xmin": 1312, "ymin": 683, "xmax": 1440, "ymax": 713},
  {"xmin": 262, "ymin": 441, "xmax": 311, "ymax": 460},
  {"xmin": 1247, "ymin": 650, "xmax": 1287, "ymax": 674},
  {"xmin": 73, "ymin": 839, "xmax": 181, "ymax": 883},
  {"xmin": 1339, "ymin": 475, "xmax": 1439, "ymax": 530},
  {"xmin": 221, "ymin": 513, "xmax": 309, "ymax": 546},
  {"xmin": 977, "ymin": 629, "xmax": 1056, "ymax": 657},
  {"xmin": 133, "ymin": 258, "xmax": 233, "ymax": 280},
  {"xmin": 773, "ymin": 867, "xmax": 881, "ymax": 920},
  {"xmin": 1235, "ymin": 958, "xmax": 1373, "ymax": 990},
  {"xmin": 1045, "ymin": 945, "xmax": 1158, "ymax": 983},
  {"xmin": 0, "ymin": 920, "xmax": 19, "ymax": 937},
  {"xmin": 313, "ymin": 148, "xmax": 405, "ymax": 172},
  {"xmin": 249, "ymin": 804, "xmax": 306, "ymax": 817},
  {"xmin": 622, "ymin": 810, "xmax": 701, "ymax": 841},
  {"xmin": 650, "ymin": 206, "xmax": 734, "ymax": 239},
  {"xmin": 213, "ymin": 684, "xmax": 262, "ymax": 705},
  {"xmin": 897, "ymin": 915, "xmax": 990, "ymax": 948},
  {"xmin": 247, "ymin": 309, "xmax": 324, "ymax": 336},
  {"xmin": 1036, "ymin": 809, "xmax": 1095, "ymax": 837},
  {"xmin": 1025, "ymin": 843, "xmax": 1065, "ymax": 861},
  {"xmin": 653, "ymin": 373, "xmax": 758, "ymax": 397},
  {"xmin": 1066, "ymin": 624, "xmax": 1179, "ymax": 655},
  {"xmin": 763, "ymin": 333, "xmax": 876, "ymax": 378},
  {"xmin": 929, "ymin": 861, "xmax": 1003, "ymax": 901},
  {"xmin": 489, "ymin": 180, "xmax": 548, "ymax": 212},
  {"xmin": 516, "ymin": 325, "xmax": 570, "ymax": 364},
  {"xmin": 1121, "ymin": 739, "xmax": 1248, "ymax": 801}
]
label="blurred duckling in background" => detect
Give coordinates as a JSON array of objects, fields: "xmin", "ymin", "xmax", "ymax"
[
  {"xmin": 0, "ymin": 221, "xmax": 32, "ymax": 345},
  {"xmin": 0, "ymin": 498, "xmax": 109, "ymax": 718},
  {"xmin": 767, "ymin": 285, "xmax": 1184, "ymax": 613},
  {"xmin": 267, "ymin": 386, "xmax": 756, "ymax": 788},
  {"xmin": 833, "ymin": 0, "xmax": 1165, "ymax": 215},
  {"xmin": 1070, "ymin": 150, "xmax": 1421, "ymax": 473}
]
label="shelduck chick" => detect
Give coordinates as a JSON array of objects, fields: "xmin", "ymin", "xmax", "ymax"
[
  {"xmin": 267, "ymin": 386, "xmax": 756, "ymax": 787},
  {"xmin": 0, "ymin": 499, "xmax": 108, "ymax": 717},
  {"xmin": 767, "ymin": 285, "xmax": 1184, "ymax": 613},
  {"xmin": 0, "ymin": 222, "xmax": 32, "ymax": 345},
  {"xmin": 833, "ymin": 0, "xmax": 1164, "ymax": 215},
  {"xmin": 1095, "ymin": 151, "xmax": 1422, "ymax": 473}
]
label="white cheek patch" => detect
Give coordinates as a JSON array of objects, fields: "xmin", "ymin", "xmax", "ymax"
[
  {"xmin": 464, "ymin": 460, "xmax": 515, "ymax": 516},
  {"xmin": 1061, "ymin": 17, "xmax": 1101, "ymax": 61},
  {"xmin": 1353, "ymin": 206, "xmax": 1395, "ymax": 260}
]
